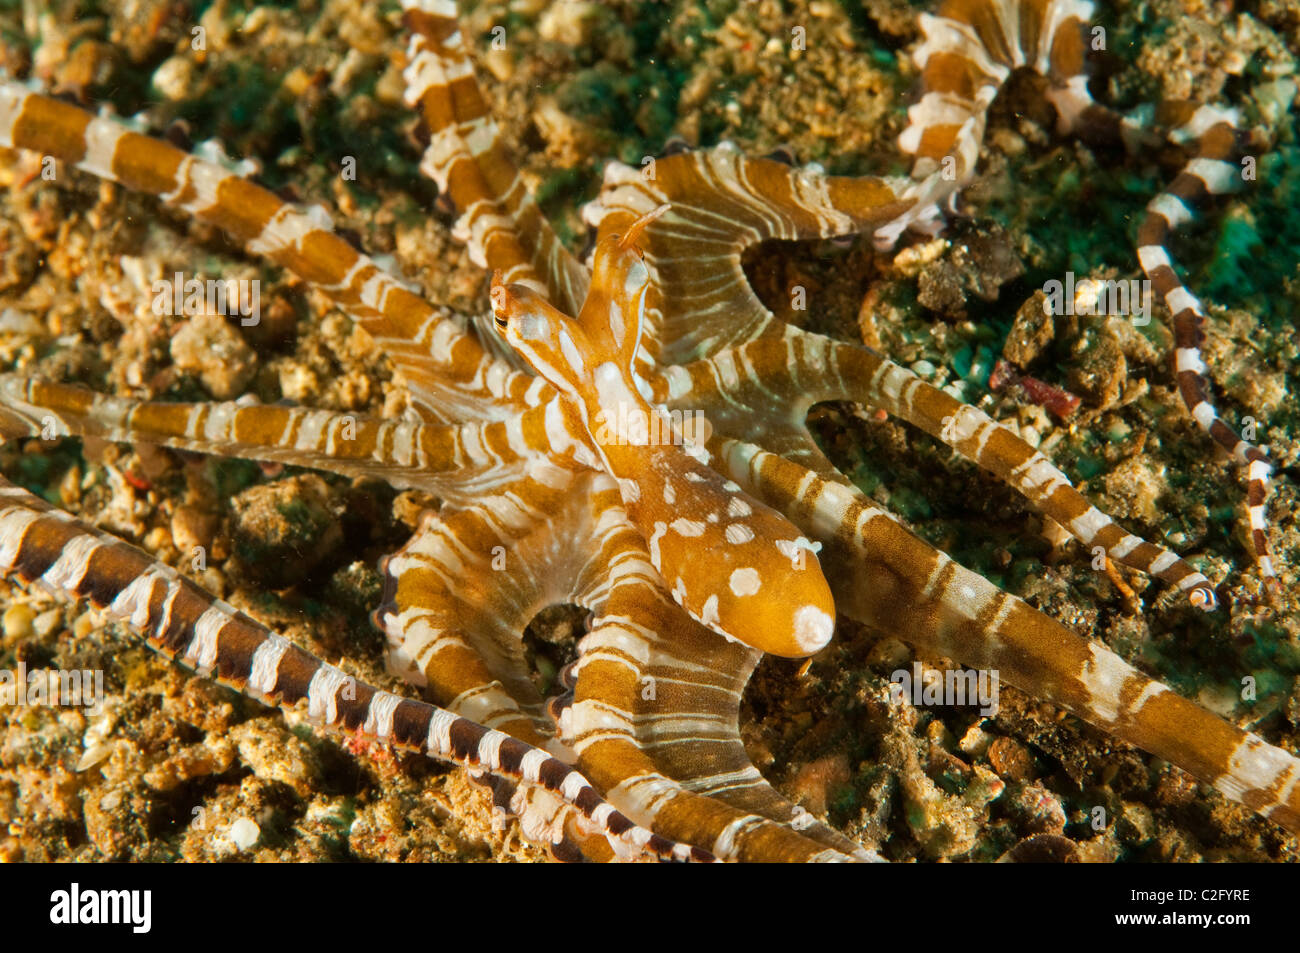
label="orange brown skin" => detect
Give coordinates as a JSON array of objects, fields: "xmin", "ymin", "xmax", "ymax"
[{"xmin": 491, "ymin": 218, "xmax": 836, "ymax": 658}]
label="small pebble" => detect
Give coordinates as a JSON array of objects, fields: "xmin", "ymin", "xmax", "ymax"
[
  {"xmin": 76, "ymin": 744, "xmax": 113, "ymax": 773},
  {"xmin": 1117, "ymin": 801, "xmax": 1157, "ymax": 845},
  {"xmin": 32, "ymin": 609, "xmax": 62, "ymax": 639},
  {"xmin": 788, "ymin": 754, "xmax": 851, "ymax": 816},
  {"xmin": 988, "ymin": 736, "xmax": 1036, "ymax": 782},
  {"xmin": 171, "ymin": 505, "xmax": 218, "ymax": 556},
  {"xmin": 228, "ymin": 817, "xmax": 260, "ymax": 851},
  {"xmin": 1004, "ymin": 292, "xmax": 1055, "ymax": 367},
  {"xmin": 958, "ymin": 723, "xmax": 993, "ymax": 757},
  {"xmin": 2, "ymin": 604, "xmax": 35, "ymax": 641},
  {"xmin": 170, "ymin": 313, "xmax": 257, "ymax": 399},
  {"xmin": 152, "ymin": 56, "xmax": 194, "ymax": 101},
  {"xmin": 73, "ymin": 612, "xmax": 97, "ymax": 639}
]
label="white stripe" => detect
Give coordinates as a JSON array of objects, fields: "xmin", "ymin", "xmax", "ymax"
[
  {"xmin": 476, "ymin": 729, "xmax": 505, "ymax": 769},
  {"xmin": 1077, "ymin": 643, "xmax": 1135, "ymax": 724},
  {"xmin": 1175, "ymin": 347, "xmax": 1205, "ymax": 374},
  {"xmin": 363, "ymin": 691, "xmax": 404, "ymax": 740},
  {"xmin": 712, "ymin": 814, "xmax": 765, "ymax": 860},
  {"xmin": 306, "ymin": 664, "xmax": 350, "ymax": 724},
  {"xmin": 426, "ymin": 707, "xmax": 458, "ymax": 755},
  {"xmin": 1214, "ymin": 733, "xmax": 1293, "ymax": 802},
  {"xmin": 175, "ymin": 162, "xmax": 234, "ymax": 215},
  {"xmin": 0, "ymin": 508, "xmax": 40, "ymax": 569},
  {"xmin": 560, "ymin": 772, "xmax": 588, "ymax": 802},
  {"xmin": 1148, "ymin": 551, "xmax": 1178, "ymax": 574},
  {"xmin": 107, "ymin": 569, "xmax": 168, "ymax": 630},
  {"xmin": 1136, "ymin": 244, "xmax": 1172, "ymax": 273},
  {"xmin": 78, "ymin": 117, "xmax": 127, "ymax": 180},
  {"xmin": 0, "ymin": 84, "xmax": 32, "ymax": 147},
  {"xmin": 1166, "ymin": 286, "xmax": 1201, "ymax": 316},
  {"xmin": 1068, "ymin": 507, "xmax": 1110, "ymax": 542},
  {"xmin": 1173, "ymin": 104, "xmax": 1239, "ymax": 142},
  {"xmin": 1148, "ymin": 193, "xmax": 1192, "ymax": 228},
  {"xmin": 41, "ymin": 533, "xmax": 102, "ymax": 592},
  {"xmin": 518, "ymin": 748, "xmax": 549, "ymax": 783},
  {"xmin": 247, "ymin": 635, "xmax": 291, "ymax": 696},
  {"xmin": 183, "ymin": 606, "xmax": 229, "ymax": 673},
  {"xmin": 1186, "ymin": 157, "xmax": 1239, "ymax": 195},
  {"xmin": 1247, "ymin": 459, "xmax": 1271, "ymax": 482},
  {"xmin": 1129, "ymin": 681, "xmax": 1167, "ymax": 714},
  {"xmin": 1110, "ymin": 534, "xmax": 1144, "ymax": 558}
]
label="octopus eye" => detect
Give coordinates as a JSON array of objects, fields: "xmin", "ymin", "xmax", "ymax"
[{"xmin": 489, "ymin": 284, "xmax": 510, "ymax": 329}]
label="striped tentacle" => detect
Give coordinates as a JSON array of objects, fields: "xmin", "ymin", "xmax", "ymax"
[
  {"xmin": 377, "ymin": 470, "xmax": 585, "ymax": 721},
  {"xmin": 583, "ymin": 146, "xmax": 912, "ymax": 365},
  {"xmin": 822, "ymin": 341, "xmax": 1218, "ymax": 609},
  {"xmin": 372, "ymin": 477, "xmax": 611, "ymax": 862},
  {"xmin": 400, "ymin": 0, "xmax": 590, "ymax": 317},
  {"xmin": 660, "ymin": 331, "xmax": 1216, "ymax": 609},
  {"xmin": 712, "ymin": 442, "xmax": 1300, "ymax": 833},
  {"xmin": 880, "ymin": 0, "xmax": 1280, "ymax": 587},
  {"xmin": 0, "ymin": 374, "xmax": 560, "ymax": 497},
  {"xmin": 0, "ymin": 476, "xmax": 712, "ymax": 861},
  {"xmin": 0, "ymin": 80, "xmax": 541, "ymax": 424},
  {"xmin": 649, "ymin": 337, "xmax": 860, "ymax": 483},
  {"xmin": 876, "ymin": 0, "xmax": 1099, "ymax": 248},
  {"xmin": 500, "ymin": 781, "xmax": 627, "ymax": 862},
  {"xmin": 1135, "ymin": 103, "xmax": 1278, "ymax": 588},
  {"xmin": 370, "ymin": 397, "xmax": 600, "ymax": 711},
  {"xmin": 563, "ymin": 476, "xmax": 873, "ymax": 861}
]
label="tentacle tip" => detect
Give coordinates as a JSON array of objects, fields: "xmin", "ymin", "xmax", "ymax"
[
  {"xmin": 1189, "ymin": 586, "xmax": 1218, "ymax": 612},
  {"xmin": 617, "ymin": 202, "xmax": 671, "ymax": 251}
]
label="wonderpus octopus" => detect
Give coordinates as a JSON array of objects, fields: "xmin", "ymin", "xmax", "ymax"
[{"xmin": 0, "ymin": 0, "xmax": 1295, "ymax": 862}]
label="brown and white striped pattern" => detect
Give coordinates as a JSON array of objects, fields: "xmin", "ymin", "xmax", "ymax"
[
  {"xmin": 875, "ymin": 0, "xmax": 1098, "ymax": 248},
  {"xmin": 1, "ymin": 0, "xmax": 1295, "ymax": 862},
  {"xmin": 0, "ymin": 79, "xmax": 547, "ymax": 424},
  {"xmin": 0, "ymin": 475, "xmax": 710, "ymax": 862},
  {"xmin": 651, "ymin": 333, "xmax": 1218, "ymax": 609},
  {"xmin": 0, "ymin": 374, "xmax": 583, "ymax": 506},
  {"xmin": 400, "ymin": 0, "xmax": 589, "ymax": 319},
  {"xmin": 712, "ymin": 438, "xmax": 1300, "ymax": 832},
  {"xmin": 583, "ymin": 145, "xmax": 912, "ymax": 366},
  {"xmin": 560, "ymin": 475, "xmax": 872, "ymax": 861},
  {"xmin": 376, "ymin": 477, "xmax": 582, "ymax": 718},
  {"xmin": 883, "ymin": 0, "xmax": 1280, "ymax": 590},
  {"xmin": 1134, "ymin": 103, "xmax": 1277, "ymax": 587},
  {"xmin": 492, "ymin": 233, "xmax": 840, "ymax": 659},
  {"xmin": 831, "ymin": 343, "xmax": 1219, "ymax": 608}
]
